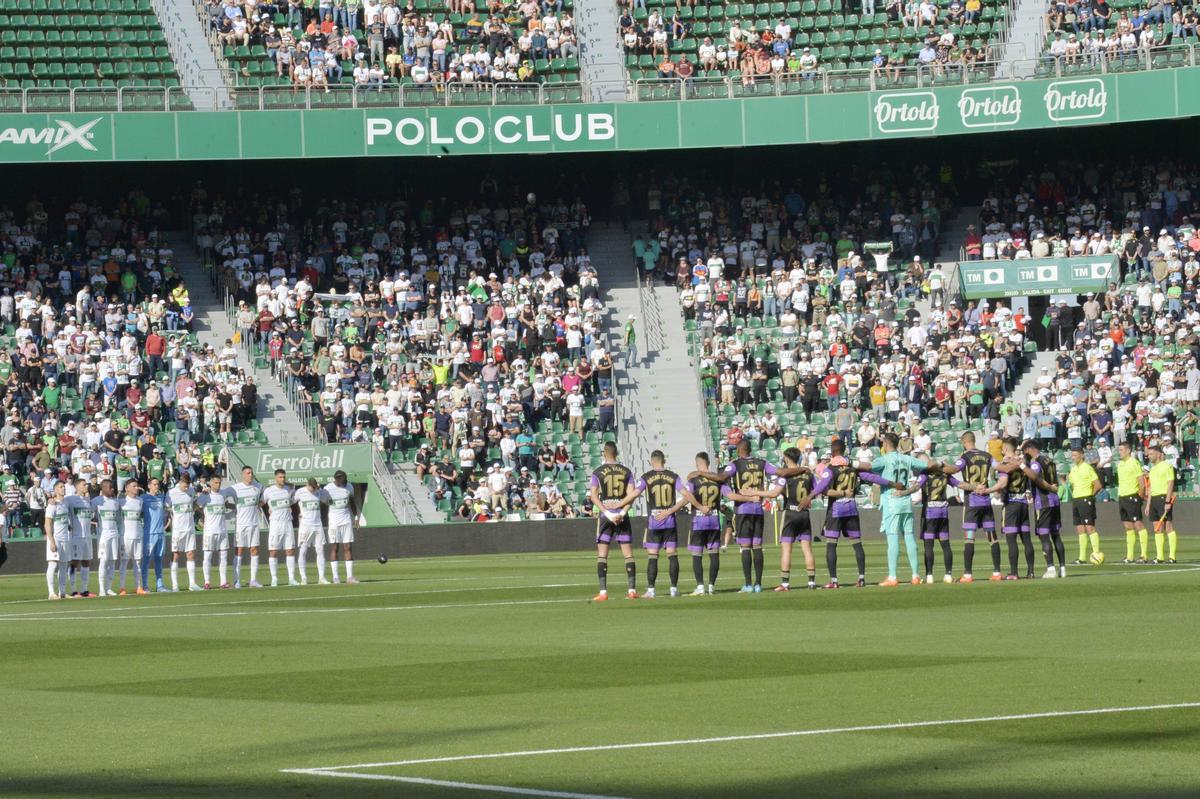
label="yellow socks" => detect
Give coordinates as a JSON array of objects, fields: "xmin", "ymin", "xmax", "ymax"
[
  {"xmin": 1088, "ymin": 532, "xmax": 1101, "ymax": 557},
  {"xmin": 1078, "ymin": 534, "xmax": 1089, "ymax": 560},
  {"xmin": 1155, "ymin": 532, "xmax": 1165, "ymax": 561},
  {"xmin": 1125, "ymin": 530, "xmax": 1136, "ymax": 561},
  {"xmin": 1167, "ymin": 531, "xmax": 1178, "ymax": 560},
  {"xmin": 1138, "ymin": 528, "xmax": 1148, "ymax": 560}
]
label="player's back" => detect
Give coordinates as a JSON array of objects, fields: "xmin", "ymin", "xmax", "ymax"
[
  {"xmin": 640, "ymin": 469, "xmax": 680, "ymax": 512},
  {"xmin": 592, "ymin": 462, "xmax": 632, "ymax": 503}
]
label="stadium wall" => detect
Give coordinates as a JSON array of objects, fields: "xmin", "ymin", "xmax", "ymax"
[
  {"xmin": 1, "ymin": 505, "xmax": 1194, "ymax": 574},
  {"xmin": 3, "ymin": 68, "xmax": 1199, "ymax": 163}
]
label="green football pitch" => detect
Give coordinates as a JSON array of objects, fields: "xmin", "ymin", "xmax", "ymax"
[{"xmin": 1, "ymin": 545, "xmax": 1198, "ymax": 799}]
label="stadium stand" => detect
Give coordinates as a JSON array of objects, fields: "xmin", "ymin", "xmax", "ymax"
[
  {"xmin": 0, "ymin": 194, "xmax": 264, "ymax": 542},
  {"xmin": 189, "ymin": 188, "xmax": 614, "ymax": 521},
  {"xmin": 1036, "ymin": 3, "xmax": 1199, "ymax": 75},
  {"xmin": 618, "ymin": 0, "xmax": 1010, "ymax": 96},
  {"xmin": 0, "ymin": 0, "xmax": 189, "ymax": 111},
  {"xmin": 198, "ymin": 0, "xmax": 584, "ymax": 108}
]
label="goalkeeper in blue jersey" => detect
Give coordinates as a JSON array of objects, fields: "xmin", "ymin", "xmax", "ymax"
[{"xmin": 858, "ymin": 433, "xmax": 946, "ymax": 586}]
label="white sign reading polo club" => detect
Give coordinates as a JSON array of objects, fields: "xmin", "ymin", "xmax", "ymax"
[
  {"xmin": 873, "ymin": 91, "xmax": 940, "ymax": 134},
  {"xmin": 365, "ymin": 110, "xmax": 616, "ymax": 150},
  {"xmin": 957, "ymin": 85, "xmax": 1022, "ymax": 128},
  {"xmin": 1043, "ymin": 77, "xmax": 1109, "ymax": 122}
]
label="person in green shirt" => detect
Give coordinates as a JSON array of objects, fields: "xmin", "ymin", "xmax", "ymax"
[
  {"xmin": 1066, "ymin": 447, "xmax": 1102, "ymax": 564},
  {"xmin": 115, "ymin": 448, "xmax": 137, "ymax": 491},
  {"xmin": 863, "ymin": 432, "xmax": 941, "ymax": 585},
  {"xmin": 41, "ymin": 378, "xmax": 61, "ymax": 412},
  {"xmin": 146, "ymin": 450, "xmax": 168, "ymax": 484},
  {"xmin": 1114, "ymin": 442, "xmax": 1148, "ymax": 563}
]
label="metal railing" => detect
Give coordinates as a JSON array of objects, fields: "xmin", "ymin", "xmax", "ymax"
[
  {"xmin": 372, "ymin": 447, "xmax": 415, "ymax": 526},
  {"xmin": 2, "ymin": 43, "xmax": 1194, "ymax": 113}
]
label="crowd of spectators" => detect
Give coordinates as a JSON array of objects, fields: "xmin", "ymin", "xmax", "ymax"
[
  {"xmin": 1044, "ymin": 1, "xmax": 1198, "ymax": 64},
  {"xmin": 206, "ymin": 0, "xmax": 579, "ymax": 91},
  {"xmin": 0, "ymin": 193, "xmax": 261, "ymax": 539},
  {"xmin": 195, "ymin": 185, "xmax": 619, "ymax": 521}
]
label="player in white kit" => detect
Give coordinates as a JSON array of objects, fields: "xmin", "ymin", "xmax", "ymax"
[
  {"xmin": 118, "ymin": 480, "xmax": 145, "ymax": 595},
  {"xmin": 293, "ymin": 477, "xmax": 330, "ymax": 585},
  {"xmin": 261, "ymin": 469, "xmax": 298, "ymax": 587},
  {"xmin": 325, "ymin": 470, "xmax": 358, "ymax": 585},
  {"xmin": 66, "ymin": 478, "xmax": 95, "ymax": 597},
  {"xmin": 167, "ymin": 473, "xmax": 201, "ymax": 592},
  {"xmin": 197, "ymin": 476, "xmax": 233, "ymax": 589},
  {"xmin": 231, "ymin": 466, "xmax": 264, "ymax": 588},
  {"xmin": 44, "ymin": 482, "xmax": 71, "ymax": 599},
  {"xmin": 91, "ymin": 480, "xmax": 122, "ymax": 597}
]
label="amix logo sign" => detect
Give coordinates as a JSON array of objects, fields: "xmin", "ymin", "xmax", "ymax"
[
  {"xmin": 367, "ymin": 111, "xmax": 615, "ymax": 149},
  {"xmin": 0, "ymin": 117, "xmax": 103, "ymax": 155},
  {"xmin": 957, "ymin": 86, "xmax": 1022, "ymax": 128},
  {"xmin": 873, "ymin": 91, "xmax": 939, "ymax": 134},
  {"xmin": 1044, "ymin": 78, "xmax": 1108, "ymax": 122}
]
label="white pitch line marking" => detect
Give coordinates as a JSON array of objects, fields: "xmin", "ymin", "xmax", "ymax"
[
  {"xmin": 0, "ymin": 583, "xmax": 589, "ymax": 619},
  {"xmin": 0, "ymin": 597, "xmax": 582, "ymax": 622},
  {"xmin": 281, "ymin": 769, "xmax": 634, "ymax": 799},
  {"xmin": 302, "ymin": 702, "xmax": 1200, "ymax": 771}
]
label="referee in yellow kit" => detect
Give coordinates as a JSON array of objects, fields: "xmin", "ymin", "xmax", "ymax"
[
  {"xmin": 1067, "ymin": 447, "xmax": 1102, "ymax": 565},
  {"xmin": 1115, "ymin": 442, "xmax": 1149, "ymax": 564},
  {"xmin": 1145, "ymin": 444, "xmax": 1178, "ymax": 564}
]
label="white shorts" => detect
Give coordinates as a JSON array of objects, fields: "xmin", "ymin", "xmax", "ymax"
[
  {"xmin": 297, "ymin": 524, "xmax": 325, "ymax": 549},
  {"xmin": 122, "ymin": 534, "xmax": 142, "ymax": 559},
  {"xmin": 203, "ymin": 530, "xmax": 229, "ymax": 552},
  {"xmin": 46, "ymin": 534, "xmax": 69, "ymax": 562},
  {"xmin": 1187, "ymin": 389, "xmax": 1200, "ymax": 403},
  {"xmin": 97, "ymin": 534, "xmax": 121, "ymax": 561},
  {"xmin": 172, "ymin": 531, "xmax": 198, "ymax": 553},
  {"xmin": 235, "ymin": 523, "xmax": 261, "ymax": 548},
  {"xmin": 64, "ymin": 537, "xmax": 90, "ymax": 562},
  {"xmin": 328, "ymin": 523, "xmax": 354, "ymax": 544},
  {"xmin": 267, "ymin": 523, "xmax": 295, "ymax": 550}
]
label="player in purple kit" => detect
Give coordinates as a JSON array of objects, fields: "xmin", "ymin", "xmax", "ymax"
[
  {"xmin": 711, "ymin": 440, "xmax": 779, "ymax": 593},
  {"xmin": 589, "ymin": 442, "xmax": 641, "ymax": 601},
  {"xmin": 943, "ymin": 432, "xmax": 1002, "ymax": 583},
  {"xmin": 632, "ymin": 450, "xmax": 702, "ymax": 598},
  {"xmin": 820, "ymin": 439, "xmax": 901, "ymax": 588},
  {"xmin": 1020, "ymin": 439, "xmax": 1067, "ymax": 578},
  {"xmin": 685, "ymin": 452, "xmax": 724, "ymax": 596},
  {"xmin": 757, "ymin": 447, "xmax": 831, "ymax": 591},
  {"xmin": 914, "ymin": 462, "xmax": 965, "ymax": 583},
  {"xmin": 993, "ymin": 437, "xmax": 1038, "ymax": 579}
]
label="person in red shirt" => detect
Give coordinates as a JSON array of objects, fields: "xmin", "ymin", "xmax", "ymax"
[
  {"xmin": 823, "ymin": 369, "xmax": 843, "ymax": 411},
  {"xmin": 144, "ymin": 329, "xmax": 166, "ymax": 378},
  {"xmin": 963, "ymin": 224, "xmax": 982, "ymax": 260}
]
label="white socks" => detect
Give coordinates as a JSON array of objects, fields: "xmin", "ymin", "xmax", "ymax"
[
  {"xmin": 233, "ymin": 554, "xmax": 241, "ymax": 585},
  {"xmin": 249, "ymin": 554, "xmax": 259, "ymax": 582},
  {"xmin": 330, "ymin": 560, "xmax": 341, "ymax": 583},
  {"xmin": 316, "ymin": 548, "xmax": 326, "ymax": 581},
  {"xmin": 186, "ymin": 560, "xmax": 197, "ymax": 588},
  {"xmin": 268, "ymin": 556, "xmax": 278, "ymax": 583},
  {"xmin": 286, "ymin": 555, "xmax": 296, "ymax": 583},
  {"xmin": 219, "ymin": 556, "xmax": 227, "ymax": 585},
  {"xmin": 345, "ymin": 560, "xmax": 354, "ymax": 580},
  {"xmin": 203, "ymin": 552, "xmax": 212, "ymax": 585},
  {"xmin": 171, "ymin": 561, "xmax": 180, "ymax": 591},
  {"xmin": 47, "ymin": 563, "xmax": 58, "ymax": 596}
]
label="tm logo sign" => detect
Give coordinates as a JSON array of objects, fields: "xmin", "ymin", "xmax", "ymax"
[
  {"xmin": 1019, "ymin": 264, "xmax": 1059, "ymax": 283},
  {"xmin": 0, "ymin": 117, "xmax": 102, "ymax": 155}
]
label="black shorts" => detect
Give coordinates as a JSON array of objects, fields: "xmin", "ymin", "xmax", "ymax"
[
  {"xmin": 688, "ymin": 525, "xmax": 721, "ymax": 553},
  {"xmin": 596, "ymin": 515, "xmax": 633, "ymax": 545},
  {"xmin": 824, "ymin": 514, "xmax": 862, "ymax": 540},
  {"xmin": 920, "ymin": 513, "xmax": 950, "ymax": 540},
  {"xmin": 963, "ymin": 505, "xmax": 995, "ymax": 530},
  {"xmin": 735, "ymin": 514, "xmax": 765, "ymax": 547},
  {"xmin": 1072, "ymin": 497, "xmax": 1097, "ymax": 527},
  {"xmin": 1035, "ymin": 505, "xmax": 1062, "ymax": 536},
  {"xmin": 1001, "ymin": 502, "xmax": 1030, "ymax": 534},
  {"xmin": 1118, "ymin": 496, "xmax": 1144, "ymax": 523},
  {"xmin": 643, "ymin": 527, "xmax": 678, "ymax": 552},
  {"xmin": 779, "ymin": 511, "xmax": 812, "ymax": 543},
  {"xmin": 1148, "ymin": 495, "xmax": 1174, "ymax": 523}
]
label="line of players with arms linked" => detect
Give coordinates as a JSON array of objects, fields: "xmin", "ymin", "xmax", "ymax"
[
  {"xmin": 41, "ymin": 466, "xmax": 361, "ymax": 600},
  {"xmin": 586, "ymin": 432, "xmax": 1180, "ymax": 600}
]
